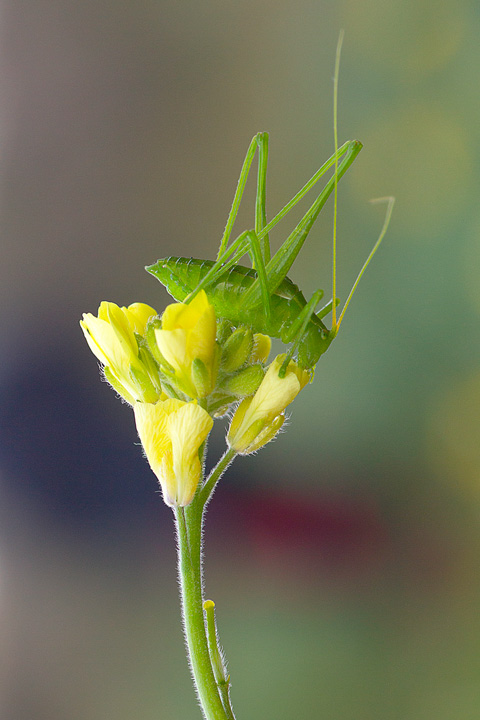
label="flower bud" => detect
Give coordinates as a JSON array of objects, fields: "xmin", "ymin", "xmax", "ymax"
[
  {"xmin": 191, "ymin": 358, "xmax": 212, "ymax": 398},
  {"xmin": 227, "ymin": 354, "xmax": 310, "ymax": 454},
  {"xmin": 216, "ymin": 319, "xmax": 234, "ymax": 345},
  {"xmin": 221, "ymin": 364, "xmax": 264, "ymax": 398},
  {"xmin": 154, "ymin": 291, "xmax": 217, "ymax": 399},
  {"xmin": 220, "ymin": 327, "xmax": 253, "ymax": 372},
  {"xmin": 134, "ymin": 398, "xmax": 213, "ymax": 507}
]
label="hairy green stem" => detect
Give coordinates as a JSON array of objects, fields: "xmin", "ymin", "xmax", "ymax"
[{"xmin": 175, "ymin": 497, "xmax": 236, "ymax": 720}]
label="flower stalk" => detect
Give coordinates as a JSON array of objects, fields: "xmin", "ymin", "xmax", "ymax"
[{"xmin": 175, "ymin": 489, "xmax": 236, "ymax": 720}]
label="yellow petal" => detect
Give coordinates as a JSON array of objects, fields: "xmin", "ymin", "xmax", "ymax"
[
  {"xmin": 227, "ymin": 355, "xmax": 309, "ymax": 454},
  {"xmin": 80, "ymin": 314, "xmax": 131, "ymax": 369},
  {"xmin": 167, "ymin": 403, "xmax": 213, "ymax": 506},
  {"xmin": 133, "ymin": 401, "xmax": 171, "ymax": 478},
  {"xmin": 188, "ymin": 303, "xmax": 217, "ymax": 364},
  {"xmin": 103, "ymin": 302, "xmax": 138, "ymax": 357},
  {"xmin": 250, "ymin": 333, "xmax": 272, "ymax": 364},
  {"xmin": 244, "ymin": 359, "xmax": 301, "ymax": 425},
  {"xmin": 134, "ymin": 399, "xmax": 213, "ymax": 507},
  {"xmin": 154, "ymin": 291, "xmax": 217, "ymax": 399},
  {"xmin": 123, "ymin": 303, "xmax": 158, "ymax": 335},
  {"xmin": 82, "ymin": 300, "xmax": 163, "ymax": 404}
]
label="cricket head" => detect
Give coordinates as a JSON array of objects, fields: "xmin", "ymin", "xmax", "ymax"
[{"xmin": 146, "ymin": 257, "xmax": 189, "ymax": 303}]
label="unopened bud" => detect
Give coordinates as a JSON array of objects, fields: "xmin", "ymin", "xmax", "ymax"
[
  {"xmin": 221, "ymin": 364, "xmax": 264, "ymax": 398},
  {"xmin": 203, "ymin": 599, "xmax": 229, "ymax": 686},
  {"xmin": 191, "ymin": 358, "xmax": 212, "ymax": 398},
  {"xmin": 216, "ymin": 319, "xmax": 234, "ymax": 345},
  {"xmin": 130, "ymin": 365, "xmax": 160, "ymax": 404},
  {"xmin": 220, "ymin": 327, "xmax": 253, "ymax": 372}
]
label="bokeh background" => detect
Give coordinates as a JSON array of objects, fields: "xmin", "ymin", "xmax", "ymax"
[{"xmin": 1, "ymin": 1, "xmax": 480, "ymax": 718}]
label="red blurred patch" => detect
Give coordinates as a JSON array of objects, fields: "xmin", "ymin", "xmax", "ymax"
[{"xmin": 209, "ymin": 486, "xmax": 390, "ymax": 584}]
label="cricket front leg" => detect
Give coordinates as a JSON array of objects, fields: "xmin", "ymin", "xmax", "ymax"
[{"xmin": 279, "ymin": 289, "xmax": 325, "ymax": 377}]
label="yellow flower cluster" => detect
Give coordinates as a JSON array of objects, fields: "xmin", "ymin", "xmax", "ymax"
[{"xmin": 81, "ymin": 291, "xmax": 310, "ymax": 507}]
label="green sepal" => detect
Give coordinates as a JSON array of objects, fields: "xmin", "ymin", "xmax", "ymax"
[
  {"xmin": 103, "ymin": 366, "xmax": 135, "ymax": 405},
  {"xmin": 158, "ymin": 368, "xmax": 191, "ymax": 401},
  {"xmin": 235, "ymin": 417, "xmax": 265, "ymax": 453},
  {"xmin": 207, "ymin": 393, "xmax": 237, "ymax": 417},
  {"xmin": 129, "ymin": 365, "xmax": 159, "ymax": 403},
  {"xmin": 137, "ymin": 343, "xmax": 162, "ymax": 393},
  {"xmin": 145, "ymin": 316, "xmax": 174, "ymax": 370},
  {"xmin": 221, "ymin": 364, "xmax": 264, "ymax": 398},
  {"xmin": 216, "ymin": 319, "xmax": 234, "ymax": 345},
  {"xmin": 220, "ymin": 326, "xmax": 253, "ymax": 373},
  {"xmin": 246, "ymin": 414, "xmax": 284, "ymax": 453},
  {"xmin": 192, "ymin": 358, "xmax": 212, "ymax": 398},
  {"xmin": 160, "ymin": 379, "xmax": 181, "ymax": 399}
]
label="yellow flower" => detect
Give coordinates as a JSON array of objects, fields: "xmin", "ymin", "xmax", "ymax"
[
  {"xmin": 122, "ymin": 302, "xmax": 159, "ymax": 335},
  {"xmin": 134, "ymin": 398, "xmax": 213, "ymax": 507},
  {"xmin": 154, "ymin": 290, "xmax": 217, "ymax": 398},
  {"xmin": 228, "ymin": 354, "xmax": 310, "ymax": 454},
  {"xmin": 80, "ymin": 301, "xmax": 159, "ymax": 403}
]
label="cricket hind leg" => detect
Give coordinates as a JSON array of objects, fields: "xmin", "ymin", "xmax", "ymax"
[
  {"xmin": 242, "ymin": 139, "xmax": 363, "ymax": 310},
  {"xmin": 184, "ymin": 226, "xmax": 273, "ymax": 320},
  {"xmin": 254, "ymin": 132, "xmax": 270, "ymax": 263},
  {"xmin": 183, "ymin": 133, "xmax": 271, "ymax": 306},
  {"xmin": 217, "ymin": 132, "xmax": 270, "ymax": 260}
]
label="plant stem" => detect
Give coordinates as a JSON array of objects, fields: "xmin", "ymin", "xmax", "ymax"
[{"xmin": 175, "ymin": 502, "xmax": 235, "ymax": 720}]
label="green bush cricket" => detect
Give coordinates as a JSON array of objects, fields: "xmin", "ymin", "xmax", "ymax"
[{"xmin": 147, "ymin": 38, "xmax": 394, "ymax": 379}]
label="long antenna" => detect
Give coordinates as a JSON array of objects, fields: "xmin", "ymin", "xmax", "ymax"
[
  {"xmin": 331, "ymin": 29, "xmax": 344, "ymax": 332},
  {"xmin": 336, "ymin": 196, "xmax": 395, "ymax": 328}
]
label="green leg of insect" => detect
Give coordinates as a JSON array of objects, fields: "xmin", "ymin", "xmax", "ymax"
[
  {"xmin": 254, "ymin": 132, "xmax": 270, "ymax": 263},
  {"xmin": 187, "ymin": 139, "xmax": 361, "ymax": 308},
  {"xmin": 243, "ymin": 138, "xmax": 362, "ymax": 308},
  {"xmin": 217, "ymin": 132, "xmax": 270, "ymax": 262},
  {"xmin": 242, "ymin": 230, "xmax": 272, "ymax": 321},
  {"xmin": 219, "ymin": 137, "xmax": 359, "ymax": 283},
  {"xmin": 184, "ymin": 227, "xmax": 271, "ymax": 313},
  {"xmin": 279, "ymin": 289, "xmax": 325, "ymax": 377}
]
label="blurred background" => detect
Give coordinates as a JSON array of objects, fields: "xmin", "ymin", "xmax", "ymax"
[{"xmin": 1, "ymin": 0, "xmax": 480, "ymax": 718}]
